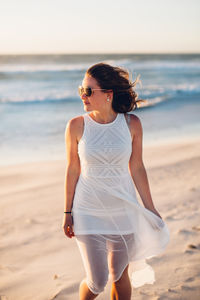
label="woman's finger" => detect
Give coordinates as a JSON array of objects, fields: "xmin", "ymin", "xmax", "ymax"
[{"xmin": 66, "ymin": 225, "xmax": 74, "ymax": 238}]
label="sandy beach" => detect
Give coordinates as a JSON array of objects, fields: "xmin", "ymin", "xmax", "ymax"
[{"xmin": 0, "ymin": 139, "xmax": 200, "ymax": 300}]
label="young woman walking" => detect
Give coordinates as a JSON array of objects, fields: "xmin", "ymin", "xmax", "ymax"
[{"xmin": 62, "ymin": 63, "xmax": 170, "ymax": 300}]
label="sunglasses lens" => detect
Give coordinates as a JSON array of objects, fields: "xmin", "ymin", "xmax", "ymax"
[
  {"xmin": 85, "ymin": 87, "xmax": 92, "ymax": 97},
  {"xmin": 78, "ymin": 86, "xmax": 92, "ymax": 97},
  {"xmin": 78, "ymin": 86, "xmax": 83, "ymax": 96}
]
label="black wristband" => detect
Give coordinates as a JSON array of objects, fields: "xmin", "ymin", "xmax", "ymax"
[{"xmin": 64, "ymin": 211, "xmax": 71, "ymax": 213}]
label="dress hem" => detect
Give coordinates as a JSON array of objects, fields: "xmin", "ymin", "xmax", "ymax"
[{"xmin": 74, "ymin": 230, "xmax": 136, "ymax": 235}]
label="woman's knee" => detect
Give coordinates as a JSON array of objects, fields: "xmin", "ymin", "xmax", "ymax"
[{"xmin": 86, "ymin": 271, "xmax": 109, "ymax": 294}]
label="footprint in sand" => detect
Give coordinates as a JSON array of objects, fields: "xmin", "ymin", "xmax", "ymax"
[
  {"xmin": 184, "ymin": 249, "xmax": 195, "ymax": 254},
  {"xmin": 184, "ymin": 243, "xmax": 200, "ymax": 253},
  {"xmin": 167, "ymin": 288, "xmax": 179, "ymax": 293},
  {"xmin": 184, "ymin": 277, "xmax": 195, "ymax": 282},
  {"xmin": 192, "ymin": 225, "xmax": 200, "ymax": 231},
  {"xmin": 177, "ymin": 229, "xmax": 198, "ymax": 236},
  {"xmin": 181, "ymin": 285, "xmax": 194, "ymax": 291},
  {"xmin": 187, "ymin": 244, "xmax": 198, "ymax": 249}
]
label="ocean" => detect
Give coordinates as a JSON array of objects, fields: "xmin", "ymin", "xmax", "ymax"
[{"xmin": 0, "ymin": 54, "xmax": 200, "ymax": 165}]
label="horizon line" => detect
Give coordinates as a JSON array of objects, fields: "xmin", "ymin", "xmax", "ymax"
[{"xmin": 0, "ymin": 52, "xmax": 200, "ymax": 56}]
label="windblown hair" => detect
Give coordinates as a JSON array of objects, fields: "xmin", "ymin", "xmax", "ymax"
[{"xmin": 86, "ymin": 62, "xmax": 145, "ymax": 113}]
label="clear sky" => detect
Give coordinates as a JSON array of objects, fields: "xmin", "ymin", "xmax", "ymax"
[{"xmin": 0, "ymin": 0, "xmax": 200, "ymax": 54}]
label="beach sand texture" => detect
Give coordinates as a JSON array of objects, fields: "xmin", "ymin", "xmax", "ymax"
[{"xmin": 0, "ymin": 140, "xmax": 200, "ymax": 300}]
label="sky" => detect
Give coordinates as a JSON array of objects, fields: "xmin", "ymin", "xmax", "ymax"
[{"xmin": 0, "ymin": 0, "xmax": 200, "ymax": 54}]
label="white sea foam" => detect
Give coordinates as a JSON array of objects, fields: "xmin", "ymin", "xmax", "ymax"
[
  {"xmin": 0, "ymin": 63, "xmax": 90, "ymax": 73},
  {"xmin": 0, "ymin": 89, "xmax": 75, "ymax": 103},
  {"xmin": 0, "ymin": 57, "xmax": 200, "ymax": 73}
]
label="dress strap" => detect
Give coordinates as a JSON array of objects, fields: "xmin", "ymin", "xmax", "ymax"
[
  {"xmin": 124, "ymin": 113, "xmax": 131, "ymax": 126},
  {"xmin": 123, "ymin": 113, "xmax": 132, "ymax": 141}
]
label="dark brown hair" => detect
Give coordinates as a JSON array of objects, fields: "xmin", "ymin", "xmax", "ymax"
[{"xmin": 86, "ymin": 62, "xmax": 145, "ymax": 113}]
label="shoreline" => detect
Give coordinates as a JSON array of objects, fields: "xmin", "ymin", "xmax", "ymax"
[
  {"xmin": 0, "ymin": 137, "xmax": 200, "ymax": 169},
  {"xmin": 1, "ymin": 136, "xmax": 200, "ymax": 169}
]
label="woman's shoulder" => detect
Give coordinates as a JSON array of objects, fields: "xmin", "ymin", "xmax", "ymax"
[
  {"xmin": 124, "ymin": 113, "xmax": 143, "ymax": 139},
  {"xmin": 66, "ymin": 115, "xmax": 84, "ymax": 128},
  {"xmin": 124, "ymin": 112, "xmax": 142, "ymax": 125},
  {"xmin": 125, "ymin": 111, "xmax": 140, "ymax": 119},
  {"xmin": 65, "ymin": 115, "xmax": 85, "ymax": 142}
]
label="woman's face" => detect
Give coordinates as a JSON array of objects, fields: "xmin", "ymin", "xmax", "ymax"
[{"xmin": 80, "ymin": 74, "xmax": 108, "ymax": 112}]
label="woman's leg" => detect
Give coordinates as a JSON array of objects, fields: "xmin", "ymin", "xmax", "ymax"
[
  {"xmin": 76, "ymin": 235, "xmax": 109, "ymax": 300},
  {"xmin": 79, "ymin": 279, "xmax": 99, "ymax": 300},
  {"xmin": 107, "ymin": 234, "xmax": 134, "ymax": 300},
  {"xmin": 110, "ymin": 265, "xmax": 132, "ymax": 300}
]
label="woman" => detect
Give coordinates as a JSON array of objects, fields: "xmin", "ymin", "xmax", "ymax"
[{"xmin": 62, "ymin": 63, "xmax": 170, "ymax": 300}]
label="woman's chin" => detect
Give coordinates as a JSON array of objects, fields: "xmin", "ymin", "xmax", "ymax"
[{"xmin": 83, "ymin": 105, "xmax": 92, "ymax": 112}]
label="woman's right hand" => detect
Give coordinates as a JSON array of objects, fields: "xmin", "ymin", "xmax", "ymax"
[{"xmin": 62, "ymin": 214, "xmax": 75, "ymax": 239}]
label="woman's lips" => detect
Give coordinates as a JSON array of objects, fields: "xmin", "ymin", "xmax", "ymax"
[{"xmin": 83, "ymin": 102, "xmax": 90, "ymax": 105}]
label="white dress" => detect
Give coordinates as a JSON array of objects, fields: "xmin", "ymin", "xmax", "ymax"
[{"xmin": 72, "ymin": 112, "xmax": 170, "ymax": 293}]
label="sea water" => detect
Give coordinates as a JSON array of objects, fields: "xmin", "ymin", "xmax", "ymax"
[{"xmin": 0, "ymin": 54, "xmax": 200, "ymax": 165}]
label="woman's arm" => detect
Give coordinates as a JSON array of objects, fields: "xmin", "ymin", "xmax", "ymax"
[
  {"xmin": 128, "ymin": 115, "xmax": 162, "ymax": 218},
  {"xmin": 64, "ymin": 117, "xmax": 81, "ymax": 212},
  {"xmin": 63, "ymin": 117, "xmax": 81, "ymax": 238}
]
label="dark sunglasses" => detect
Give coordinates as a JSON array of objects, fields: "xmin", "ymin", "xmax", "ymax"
[{"xmin": 78, "ymin": 86, "xmax": 107, "ymax": 97}]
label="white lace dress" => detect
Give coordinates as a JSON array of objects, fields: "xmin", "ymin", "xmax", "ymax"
[{"xmin": 72, "ymin": 112, "xmax": 170, "ymax": 293}]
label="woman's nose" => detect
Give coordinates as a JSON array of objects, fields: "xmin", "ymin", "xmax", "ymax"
[{"xmin": 81, "ymin": 93, "xmax": 87, "ymax": 100}]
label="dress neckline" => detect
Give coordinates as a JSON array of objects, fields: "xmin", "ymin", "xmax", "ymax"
[{"xmin": 87, "ymin": 113, "xmax": 120, "ymax": 126}]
